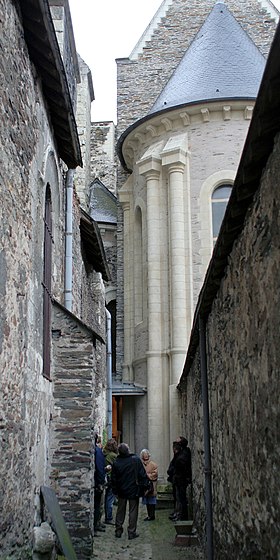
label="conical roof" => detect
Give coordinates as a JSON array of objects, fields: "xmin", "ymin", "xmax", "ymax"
[{"xmin": 149, "ymin": 2, "xmax": 266, "ymax": 115}]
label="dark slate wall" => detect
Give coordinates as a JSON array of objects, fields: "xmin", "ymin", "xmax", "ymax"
[
  {"xmin": 181, "ymin": 132, "xmax": 280, "ymax": 559},
  {"xmin": 50, "ymin": 304, "xmax": 97, "ymax": 559}
]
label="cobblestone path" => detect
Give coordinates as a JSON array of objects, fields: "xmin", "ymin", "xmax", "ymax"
[{"xmin": 91, "ymin": 504, "xmax": 205, "ymax": 560}]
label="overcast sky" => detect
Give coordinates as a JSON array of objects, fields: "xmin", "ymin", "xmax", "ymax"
[
  {"xmin": 68, "ymin": 0, "xmax": 162, "ymax": 122},
  {"xmin": 68, "ymin": 0, "xmax": 280, "ymax": 123}
]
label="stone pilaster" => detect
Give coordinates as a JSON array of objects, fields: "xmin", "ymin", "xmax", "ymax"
[
  {"xmin": 161, "ymin": 143, "xmax": 190, "ymax": 444},
  {"xmin": 118, "ymin": 190, "xmax": 133, "ymax": 382},
  {"xmin": 138, "ymin": 156, "xmax": 167, "ymax": 472}
]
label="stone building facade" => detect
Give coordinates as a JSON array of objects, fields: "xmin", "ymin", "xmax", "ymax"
[
  {"xmin": 0, "ymin": 0, "xmax": 109, "ymax": 558},
  {"xmin": 115, "ymin": 0, "xmax": 278, "ymax": 476},
  {"xmin": 178, "ymin": 21, "xmax": 280, "ymax": 557},
  {"xmin": 90, "ymin": 121, "xmax": 117, "ymax": 195}
]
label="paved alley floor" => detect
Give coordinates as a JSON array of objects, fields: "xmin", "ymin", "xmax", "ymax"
[{"xmin": 92, "ymin": 505, "xmax": 205, "ymax": 560}]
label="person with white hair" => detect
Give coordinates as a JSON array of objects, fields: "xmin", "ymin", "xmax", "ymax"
[{"xmin": 140, "ymin": 449, "xmax": 158, "ymax": 521}]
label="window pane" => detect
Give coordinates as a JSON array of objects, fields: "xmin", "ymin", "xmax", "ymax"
[
  {"xmin": 212, "ymin": 200, "xmax": 228, "ymax": 237},
  {"xmin": 211, "ymin": 184, "xmax": 232, "ymax": 240},
  {"xmin": 212, "ymin": 185, "xmax": 232, "ymax": 200}
]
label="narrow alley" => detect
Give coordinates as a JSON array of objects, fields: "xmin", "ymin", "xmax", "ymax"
[{"xmin": 91, "ymin": 505, "xmax": 205, "ymax": 560}]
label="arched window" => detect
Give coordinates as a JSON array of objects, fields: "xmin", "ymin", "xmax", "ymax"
[
  {"xmin": 43, "ymin": 185, "xmax": 53, "ymax": 379},
  {"xmin": 211, "ymin": 184, "xmax": 232, "ymax": 243}
]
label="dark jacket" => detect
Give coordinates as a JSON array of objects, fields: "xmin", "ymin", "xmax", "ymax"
[
  {"xmin": 95, "ymin": 445, "xmax": 106, "ymax": 487},
  {"xmin": 103, "ymin": 449, "xmax": 117, "ymax": 485},
  {"xmin": 111, "ymin": 453, "xmax": 149, "ymax": 499},
  {"xmin": 167, "ymin": 456, "xmax": 176, "ymax": 483},
  {"xmin": 173, "ymin": 447, "xmax": 192, "ymax": 486}
]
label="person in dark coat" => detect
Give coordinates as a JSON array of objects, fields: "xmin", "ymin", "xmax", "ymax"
[
  {"xmin": 111, "ymin": 443, "xmax": 149, "ymax": 540},
  {"xmin": 94, "ymin": 435, "xmax": 106, "ymax": 536},
  {"xmin": 167, "ymin": 441, "xmax": 181, "ymax": 520},
  {"xmin": 173, "ymin": 436, "xmax": 192, "ymax": 521}
]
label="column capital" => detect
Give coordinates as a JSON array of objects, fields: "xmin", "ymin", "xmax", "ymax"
[
  {"xmin": 137, "ymin": 155, "xmax": 161, "ymax": 178},
  {"xmin": 161, "ymin": 147, "xmax": 187, "ymax": 170},
  {"xmin": 121, "ymin": 200, "xmax": 130, "ymax": 212},
  {"xmin": 119, "ymin": 188, "xmax": 132, "ymax": 209}
]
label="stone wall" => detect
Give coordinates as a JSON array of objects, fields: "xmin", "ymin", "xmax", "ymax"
[
  {"xmin": 90, "ymin": 122, "xmax": 117, "ymax": 194},
  {"xmin": 115, "ymin": 0, "xmax": 278, "ymax": 384},
  {"xmin": 0, "ymin": 1, "xmax": 58, "ymax": 554},
  {"xmin": 0, "ymin": 0, "xmax": 108, "ymax": 557},
  {"xmin": 50, "ymin": 304, "xmax": 100, "ymax": 559},
  {"xmin": 75, "ymin": 55, "xmax": 93, "ymax": 210},
  {"xmin": 180, "ymin": 133, "xmax": 280, "ymax": 559}
]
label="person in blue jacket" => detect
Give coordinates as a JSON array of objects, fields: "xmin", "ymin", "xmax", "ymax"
[{"xmin": 94, "ymin": 434, "xmax": 106, "ymax": 536}]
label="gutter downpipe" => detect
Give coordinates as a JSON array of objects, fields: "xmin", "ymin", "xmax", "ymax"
[
  {"xmin": 199, "ymin": 314, "xmax": 214, "ymax": 560},
  {"xmin": 65, "ymin": 169, "xmax": 74, "ymax": 311},
  {"xmin": 106, "ymin": 308, "xmax": 112, "ymax": 438}
]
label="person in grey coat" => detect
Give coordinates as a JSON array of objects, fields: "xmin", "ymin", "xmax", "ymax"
[{"xmin": 111, "ymin": 443, "xmax": 149, "ymax": 540}]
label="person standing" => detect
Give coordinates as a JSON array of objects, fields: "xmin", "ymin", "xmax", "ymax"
[
  {"xmin": 140, "ymin": 449, "xmax": 158, "ymax": 521},
  {"xmin": 94, "ymin": 434, "xmax": 106, "ymax": 536},
  {"xmin": 173, "ymin": 436, "xmax": 192, "ymax": 521},
  {"xmin": 167, "ymin": 441, "xmax": 181, "ymax": 520},
  {"xmin": 111, "ymin": 443, "xmax": 149, "ymax": 540},
  {"xmin": 103, "ymin": 438, "xmax": 118, "ymax": 525}
]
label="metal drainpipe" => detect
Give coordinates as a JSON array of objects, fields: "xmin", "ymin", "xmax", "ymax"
[
  {"xmin": 64, "ymin": 169, "xmax": 74, "ymax": 311},
  {"xmin": 106, "ymin": 308, "xmax": 112, "ymax": 439},
  {"xmin": 199, "ymin": 314, "xmax": 214, "ymax": 560}
]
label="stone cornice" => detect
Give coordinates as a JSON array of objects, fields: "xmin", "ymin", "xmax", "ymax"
[{"xmin": 121, "ymin": 100, "xmax": 255, "ymax": 172}]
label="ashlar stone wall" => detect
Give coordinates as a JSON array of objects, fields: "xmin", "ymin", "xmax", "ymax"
[{"xmin": 115, "ymin": 0, "xmax": 278, "ymax": 383}]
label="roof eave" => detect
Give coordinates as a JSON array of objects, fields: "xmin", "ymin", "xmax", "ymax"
[
  {"xmin": 80, "ymin": 209, "xmax": 111, "ymax": 282},
  {"xmin": 19, "ymin": 0, "xmax": 82, "ymax": 169}
]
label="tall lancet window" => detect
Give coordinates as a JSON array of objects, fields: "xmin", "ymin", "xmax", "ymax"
[
  {"xmin": 212, "ymin": 184, "xmax": 232, "ymax": 244},
  {"xmin": 43, "ymin": 185, "xmax": 53, "ymax": 379},
  {"xmin": 134, "ymin": 206, "xmax": 143, "ymax": 325}
]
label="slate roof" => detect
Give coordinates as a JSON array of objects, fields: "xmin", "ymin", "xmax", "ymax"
[
  {"xmin": 149, "ymin": 2, "xmax": 266, "ymax": 115},
  {"xmin": 80, "ymin": 208, "xmax": 111, "ymax": 282},
  {"xmin": 90, "ymin": 179, "xmax": 117, "ymax": 224}
]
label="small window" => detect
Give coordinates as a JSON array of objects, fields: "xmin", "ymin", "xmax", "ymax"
[{"xmin": 211, "ymin": 184, "xmax": 232, "ymax": 243}]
